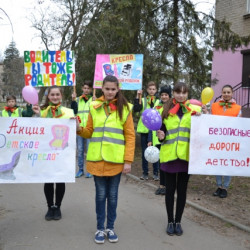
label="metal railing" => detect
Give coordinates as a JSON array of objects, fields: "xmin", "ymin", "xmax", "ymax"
[{"xmin": 214, "ymin": 82, "xmax": 250, "ymax": 107}]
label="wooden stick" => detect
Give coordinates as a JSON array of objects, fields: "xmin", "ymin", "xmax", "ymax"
[
  {"xmin": 139, "ymin": 92, "xmax": 142, "ymax": 105},
  {"xmin": 93, "ymin": 88, "xmax": 96, "ymax": 101}
]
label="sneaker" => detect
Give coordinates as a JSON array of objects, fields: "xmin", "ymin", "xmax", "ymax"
[
  {"xmin": 85, "ymin": 173, "xmax": 93, "ymax": 178},
  {"xmin": 213, "ymin": 187, "xmax": 222, "ymax": 196},
  {"xmin": 45, "ymin": 206, "xmax": 54, "ymax": 221},
  {"xmin": 175, "ymin": 223, "xmax": 183, "ymax": 236},
  {"xmin": 95, "ymin": 230, "xmax": 106, "ymax": 244},
  {"xmin": 106, "ymin": 229, "xmax": 118, "ymax": 243},
  {"xmin": 219, "ymin": 189, "xmax": 227, "ymax": 198},
  {"xmin": 53, "ymin": 206, "xmax": 62, "ymax": 220},
  {"xmin": 76, "ymin": 170, "xmax": 84, "ymax": 178},
  {"xmin": 160, "ymin": 187, "xmax": 166, "ymax": 195},
  {"xmin": 155, "ymin": 187, "xmax": 161, "ymax": 195},
  {"xmin": 153, "ymin": 175, "xmax": 160, "ymax": 181},
  {"xmin": 140, "ymin": 174, "xmax": 148, "ymax": 180}
]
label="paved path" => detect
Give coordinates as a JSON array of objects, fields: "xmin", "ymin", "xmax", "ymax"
[{"xmin": 0, "ymin": 176, "xmax": 248, "ymax": 250}]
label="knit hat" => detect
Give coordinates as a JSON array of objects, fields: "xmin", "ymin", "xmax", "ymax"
[{"xmin": 159, "ymin": 85, "xmax": 172, "ymax": 98}]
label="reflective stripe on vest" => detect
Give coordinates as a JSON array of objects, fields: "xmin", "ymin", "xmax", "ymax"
[
  {"xmin": 160, "ymin": 104, "xmax": 201, "ymax": 163},
  {"xmin": 87, "ymin": 102, "xmax": 133, "ymax": 163},
  {"xmin": 136, "ymin": 98, "xmax": 159, "ymax": 133}
]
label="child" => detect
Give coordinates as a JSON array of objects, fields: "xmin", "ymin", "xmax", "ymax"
[
  {"xmin": 71, "ymin": 80, "xmax": 93, "ymax": 178},
  {"xmin": 211, "ymin": 84, "xmax": 241, "ymax": 198},
  {"xmin": 76, "ymin": 75, "xmax": 135, "ymax": 244},
  {"xmin": 157, "ymin": 82, "xmax": 203, "ymax": 236},
  {"xmin": 32, "ymin": 86, "xmax": 74, "ymax": 221},
  {"xmin": 0, "ymin": 95, "xmax": 33, "ymax": 117},
  {"xmin": 134, "ymin": 81, "xmax": 159, "ymax": 180},
  {"xmin": 148, "ymin": 86, "xmax": 172, "ymax": 195}
]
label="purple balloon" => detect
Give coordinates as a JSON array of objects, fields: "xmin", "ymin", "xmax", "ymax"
[
  {"xmin": 141, "ymin": 108, "xmax": 162, "ymax": 131},
  {"xmin": 22, "ymin": 86, "xmax": 38, "ymax": 105}
]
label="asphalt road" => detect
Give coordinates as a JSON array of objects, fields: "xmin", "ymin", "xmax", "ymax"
[{"xmin": 0, "ymin": 176, "xmax": 248, "ymax": 250}]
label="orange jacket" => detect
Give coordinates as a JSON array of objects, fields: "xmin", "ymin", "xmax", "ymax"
[
  {"xmin": 211, "ymin": 102, "xmax": 241, "ymax": 117},
  {"xmin": 77, "ymin": 103, "xmax": 135, "ymax": 176}
]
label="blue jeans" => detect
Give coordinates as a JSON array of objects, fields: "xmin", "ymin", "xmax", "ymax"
[
  {"xmin": 77, "ymin": 135, "xmax": 89, "ymax": 173},
  {"xmin": 140, "ymin": 133, "xmax": 159, "ymax": 176},
  {"xmin": 216, "ymin": 175, "xmax": 231, "ymax": 189},
  {"xmin": 94, "ymin": 173, "xmax": 121, "ymax": 230}
]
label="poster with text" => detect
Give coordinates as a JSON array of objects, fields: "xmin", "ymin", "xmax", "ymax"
[
  {"xmin": 0, "ymin": 117, "xmax": 76, "ymax": 183},
  {"xmin": 24, "ymin": 51, "xmax": 75, "ymax": 87},
  {"xmin": 93, "ymin": 54, "xmax": 143, "ymax": 90},
  {"xmin": 189, "ymin": 115, "xmax": 250, "ymax": 177}
]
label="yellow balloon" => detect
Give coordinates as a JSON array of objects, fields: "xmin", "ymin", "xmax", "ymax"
[{"xmin": 201, "ymin": 87, "xmax": 214, "ymax": 104}]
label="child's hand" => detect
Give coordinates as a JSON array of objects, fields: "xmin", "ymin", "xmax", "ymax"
[
  {"xmin": 202, "ymin": 104, "xmax": 209, "ymax": 114},
  {"xmin": 122, "ymin": 163, "xmax": 131, "ymax": 174},
  {"xmin": 32, "ymin": 104, "xmax": 40, "ymax": 114},
  {"xmin": 157, "ymin": 130, "xmax": 165, "ymax": 140},
  {"xmin": 147, "ymin": 142, "xmax": 152, "ymax": 147},
  {"xmin": 136, "ymin": 90, "xmax": 143, "ymax": 98},
  {"xmin": 72, "ymin": 92, "xmax": 76, "ymax": 101},
  {"xmin": 92, "ymin": 96, "xmax": 96, "ymax": 101}
]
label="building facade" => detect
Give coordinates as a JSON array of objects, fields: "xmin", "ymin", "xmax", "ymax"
[{"xmin": 212, "ymin": 0, "xmax": 250, "ymax": 106}]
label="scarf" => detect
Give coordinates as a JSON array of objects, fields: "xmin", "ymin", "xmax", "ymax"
[
  {"xmin": 41, "ymin": 102, "xmax": 65, "ymax": 118},
  {"xmin": 93, "ymin": 96, "xmax": 117, "ymax": 114},
  {"xmin": 169, "ymin": 99, "xmax": 191, "ymax": 115},
  {"xmin": 155, "ymin": 102, "xmax": 163, "ymax": 110},
  {"xmin": 80, "ymin": 94, "xmax": 92, "ymax": 101},
  {"xmin": 218, "ymin": 98, "xmax": 236, "ymax": 109},
  {"xmin": 147, "ymin": 95, "xmax": 156, "ymax": 105},
  {"xmin": 4, "ymin": 106, "xmax": 17, "ymax": 113}
]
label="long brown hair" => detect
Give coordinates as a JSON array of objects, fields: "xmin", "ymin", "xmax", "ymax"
[
  {"xmin": 102, "ymin": 75, "xmax": 129, "ymax": 120},
  {"xmin": 161, "ymin": 82, "xmax": 189, "ymax": 119},
  {"xmin": 41, "ymin": 86, "xmax": 63, "ymax": 110}
]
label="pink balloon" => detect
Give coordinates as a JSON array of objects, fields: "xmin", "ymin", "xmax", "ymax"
[
  {"xmin": 189, "ymin": 99, "xmax": 202, "ymax": 107},
  {"xmin": 22, "ymin": 86, "xmax": 38, "ymax": 105}
]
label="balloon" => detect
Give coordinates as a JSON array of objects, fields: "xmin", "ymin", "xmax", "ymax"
[
  {"xmin": 22, "ymin": 86, "xmax": 38, "ymax": 105},
  {"xmin": 144, "ymin": 146, "xmax": 160, "ymax": 163},
  {"xmin": 141, "ymin": 108, "xmax": 162, "ymax": 131},
  {"xmin": 189, "ymin": 99, "xmax": 202, "ymax": 107},
  {"xmin": 201, "ymin": 87, "xmax": 214, "ymax": 104}
]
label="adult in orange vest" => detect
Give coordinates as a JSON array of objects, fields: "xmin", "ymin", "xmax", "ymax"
[
  {"xmin": 32, "ymin": 86, "xmax": 74, "ymax": 221},
  {"xmin": 211, "ymin": 84, "xmax": 242, "ymax": 198},
  {"xmin": 77, "ymin": 75, "xmax": 135, "ymax": 244}
]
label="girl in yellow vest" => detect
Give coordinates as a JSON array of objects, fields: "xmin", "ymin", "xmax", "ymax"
[
  {"xmin": 71, "ymin": 80, "xmax": 93, "ymax": 178},
  {"xmin": 148, "ymin": 85, "xmax": 172, "ymax": 195},
  {"xmin": 211, "ymin": 84, "xmax": 241, "ymax": 198},
  {"xmin": 157, "ymin": 82, "xmax": 204, "ymax": 236},
  {"xmin": 32, "ymin": 86, "xmax": 74, "ymax": 221},
  {"xmin": 0, "ymin": 95, "xmax": 33, "ymax": 117},
  {"xmin": 76, "ymin": 75, "xmax": 135, "ymax": 244}
]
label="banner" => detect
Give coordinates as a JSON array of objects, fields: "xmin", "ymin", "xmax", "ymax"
[
  {"xmin": 24, "ymin": 51, "xmax": 75, "ymax": 87},
  {"xmin": 93, "ymin": 54, "xmax": 143, "ymax": 90},
  {"xmin": 189, "ymin": 115, "xmax": 250, "ymax": 177},
  {"xmin": 0, "ymin": 117, "xmax": 76, "ymax": 183}
]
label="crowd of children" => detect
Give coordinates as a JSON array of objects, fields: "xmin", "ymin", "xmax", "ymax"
[{"xmin": 0, "ymin": 78, "xmax": 241, "ymax": 243}]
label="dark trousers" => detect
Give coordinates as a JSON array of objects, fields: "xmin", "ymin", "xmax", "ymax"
[
  {"xmin": 164, "ymin": 172, "xmax": 190, "ymax": 223},
  {"xmin": 140, "ymin": 133, "xmax": 159, "ymax": 176},
  {"xmin": 44, "ymin": 183, "xmax": 65, "ymax": 207}
]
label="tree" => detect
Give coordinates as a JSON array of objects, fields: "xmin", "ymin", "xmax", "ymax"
[{"xmin": 2, "ymin": 41, "xmax": 24, "ymax": 97}]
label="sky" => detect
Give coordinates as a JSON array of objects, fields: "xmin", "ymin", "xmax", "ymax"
[{"xmin": 0, "ymin": 0, "xmax": 215, "ymax": 59}]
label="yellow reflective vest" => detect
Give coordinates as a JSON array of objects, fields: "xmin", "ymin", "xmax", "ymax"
[
  {"xmin": 0, "ymin": 108, "xmax": 22, "ymax": 117},
  {"xmin": 160, "ymin": 104, "xmax": 201, "ymax": 163},
  {"xmin": 152, "ymin": 106, "xmax": 163, "ymax": 146},
  {"xmin": 41, "ymin": 106, "xmax": 74, "ymax": 119},
  {"xmin": 76, "ymin": 97, "xmax": 92, "ymax": 127},
  {"xmin": 137, "ymin": 97, "xmax": 159, "ymax": 133},
  {"xmin": 87, "ymin": 101, "xmax": 133, "ymax": 163}
]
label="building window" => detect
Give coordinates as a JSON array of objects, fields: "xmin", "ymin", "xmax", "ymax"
[{"xmin": 247, "ymin": 0, "xmax": 250, "ymax": 13}]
